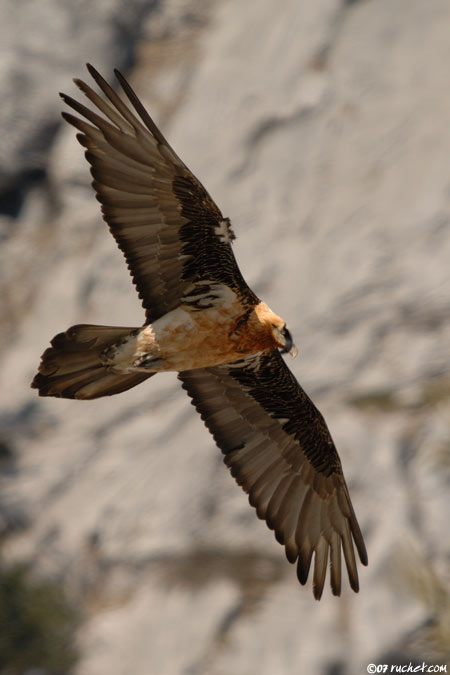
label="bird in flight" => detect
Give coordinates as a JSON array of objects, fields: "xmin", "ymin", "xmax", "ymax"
[{"xmin": 32, "ymin": 65, "xmax": 367, "ymax": 599}]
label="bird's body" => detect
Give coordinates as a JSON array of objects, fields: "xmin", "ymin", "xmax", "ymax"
[
  {"xmin": 32, "ymin": 65, "xmax": 367, "ymax": 599},
  {"xmin": 102, "ymin": 299, "xmax": 286, "ymax": 375}
]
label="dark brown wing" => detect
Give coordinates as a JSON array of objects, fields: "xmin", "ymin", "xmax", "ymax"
[
  {"xmin": 60, "ymin": 64, "xmax": 258, "ymax": 323},
  {"xmin": 179, "ymin": 351, "xmax": 367, "ymax": 600}
]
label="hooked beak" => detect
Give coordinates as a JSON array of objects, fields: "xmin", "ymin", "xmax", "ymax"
[{"xmin": 280, "ymin": 328, "xmax": 298, "ymax": 358}]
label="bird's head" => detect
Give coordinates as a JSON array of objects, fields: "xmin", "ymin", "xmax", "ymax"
[
  {"xmin": 271, "ymin": 322, "xmax": 298, "ymax": 357},
  {"xmin": 252, "ymin": 302, "xmax": 298, "ymax": 357}
]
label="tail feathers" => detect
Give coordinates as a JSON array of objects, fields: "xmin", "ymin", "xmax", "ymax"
[{"xmin": 31, "ymin": 324, "xmax": 153, "ymax": 399}]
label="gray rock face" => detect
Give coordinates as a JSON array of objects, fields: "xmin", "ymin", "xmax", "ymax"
[{"xmin": 1, "ymin": 0, "xmax": 450, "ymax": 673}]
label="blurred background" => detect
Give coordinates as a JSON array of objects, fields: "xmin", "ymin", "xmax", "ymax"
[{"xmin": 1, "ymin": 0, "xmax": 450, "ymax": 673}]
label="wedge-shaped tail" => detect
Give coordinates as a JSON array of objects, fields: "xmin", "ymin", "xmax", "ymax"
[{"xmin": 32, "ymin": 324, "xmax": 152, "ymax": 399}]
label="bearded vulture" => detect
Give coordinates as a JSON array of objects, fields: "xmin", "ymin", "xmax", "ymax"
[{"xmin": 32, "ymin": 65, "xmax": 367, "ymax": 599}]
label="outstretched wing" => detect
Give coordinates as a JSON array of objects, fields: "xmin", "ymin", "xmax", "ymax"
[
  {"xmin": 61, "ymin": 64, "xmax": 258, "ymax": 323},
  {"xmin": 179, "ymin": 351, "xmax": 367, "ymax": 600}
]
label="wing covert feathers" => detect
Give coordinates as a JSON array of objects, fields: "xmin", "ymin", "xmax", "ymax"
[
  {"xmin": 179, "ymin": 351, "xmax": 367, "ymax": 600},
  {"xmin": 61, "ymin": 64, "xmax": 257, "ymax": 323}
]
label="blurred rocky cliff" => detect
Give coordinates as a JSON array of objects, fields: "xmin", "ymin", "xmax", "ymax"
[{"xmin": 1, "ymin": 0, "xmax": 449, "ymax": 673}]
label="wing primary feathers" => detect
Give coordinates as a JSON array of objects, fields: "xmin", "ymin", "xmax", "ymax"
[
  {"xmin": 297, "ymin": 544, "xmax": 314, "ymax": 586},
  {"xmin": 329, "ymin": 531, "xmax": 342, "ymax": 596},
  {"xmin": 60, "ymin": 110, "xmax": 97, "ymax": 136},
  {"xmin": 341, "ymin": 520, "xmax": 360, "ymax": 593},
  {"xmin": 312, "ymin": 538, "xmax": 329, "ymax": 601},
  {"xmin": 73, "ymin": 78, "xmax": 134, "ymax": 132},
  {"xmin": 113, "ymin": 67, "xmax": 172, "ymax": 148},
  {"xmin": 60, "ymin": 93, "xmax": 118, "ymax": 136},
  {"xmin": 85, "ymin": 64, "xmax": 147, "ymax": 135},
  {"xmin": 349, "ymin": 509, "xmax": 368, "ymax": 567},
  {"xmin": 336, "ymin": 478, "xmax": 368, "ymax": 567}
]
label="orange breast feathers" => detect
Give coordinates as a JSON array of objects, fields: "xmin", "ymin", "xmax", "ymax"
[{"xmin": 229, "ymin": 302, "xmax": 287, "ymax": 354}]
